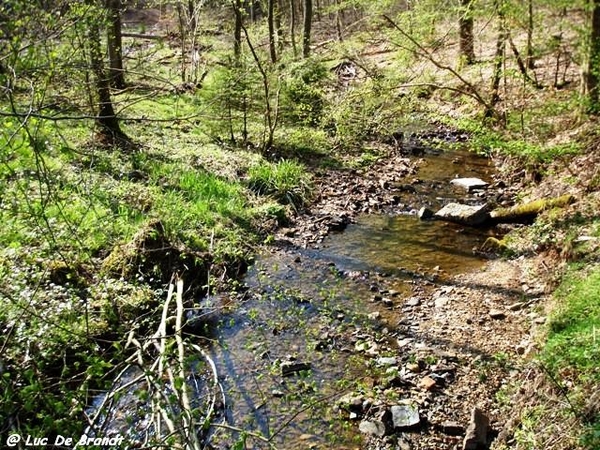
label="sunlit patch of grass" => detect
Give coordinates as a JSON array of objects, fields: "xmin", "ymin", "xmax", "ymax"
[{"xmin": 248, "ymin": 159, "xmax": 312, "ymax": 210}]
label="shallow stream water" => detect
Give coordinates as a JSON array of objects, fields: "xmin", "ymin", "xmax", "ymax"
[
  {"xmin": 204, "ymin": 148, "xmax": 498, "ymax": 449},
  {"xmin": 88, "ymin": 147, "xmax": 499, "ymax": 449}
]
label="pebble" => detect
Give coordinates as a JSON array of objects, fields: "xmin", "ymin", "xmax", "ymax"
[{"xmin": 489, "ymin": 309, "xmax": 506, "ymax": 320}]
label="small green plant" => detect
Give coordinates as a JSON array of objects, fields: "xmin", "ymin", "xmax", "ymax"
[{"xmin": 248, "ymin": 159, "xmax": 312, "ymax": 210}]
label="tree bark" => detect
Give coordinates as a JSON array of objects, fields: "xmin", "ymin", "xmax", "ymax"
[
  {"xmin": 290, "ymin": 0, "xmax": 297, "ymax": 56},
  {"xmin": 233, "ymin": 0, "xmax": 243, "ymax": 58},
  {"xmin": 487, "ymin": 0, "xmax": 506, "ymax": 119},
  {"xmin": 268, "ymin": 0, "xmax": 277, "ymax": 63},
  {"xmin": 459, "ymin": 0, "xmax": 475, "ymax": 64},
  {"xmin": 302, "ymin": 0, "xmax": 312, "ymax": 57},
  {"xmin": 585, "ymin": 0, "xmax": 600, "ymax": 112},
  {"xmin": 106, "ymin": 0, "xmax": 125, "ymax": 89},
  {"xmin": 88, "ymin": 13, "xmax": 125, "ymax": 141},
  {"xmin": 526, "ymin": 0, "xmax": 535, "ymax": 69}
]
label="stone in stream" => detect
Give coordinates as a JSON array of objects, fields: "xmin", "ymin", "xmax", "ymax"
[
  {"xmin": 434, "ymin": 203, "xmax": 490, "ymax": 226},
  {"xmin": 463, "ymin": 407, "xmax": 490, "ymax": 450},
  {"xmin": 390, "ymin": 405, "xmax": 421, "ymax": 429},
  {"xmin": 450, "ymin": 177, "xmax": 489, "ymax": 192},
  {"xmin": 418, "ymin": 206, "xmax": 434, "ymax": 220}
]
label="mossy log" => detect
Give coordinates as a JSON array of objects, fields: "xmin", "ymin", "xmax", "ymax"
[{"xmin": 489, "ymin": 194, "xmax": 575, "ymax": 224}]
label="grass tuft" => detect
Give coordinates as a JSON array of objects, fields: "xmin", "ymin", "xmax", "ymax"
[{"xmin": 248, "ymin": 159, "xmax": 312, "ymax": 211}]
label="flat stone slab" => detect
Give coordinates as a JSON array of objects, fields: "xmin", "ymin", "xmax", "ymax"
[
  {"xmin": 434, "ymin": 203, "xmax": 490, "ymax": 226},
  {"xmin": 391, "ymin": 404, "xmax": 421, "ymax": 429},
  {"xmin": 450, "ymin": 177, "xmax": 489, "ymax": 191}
]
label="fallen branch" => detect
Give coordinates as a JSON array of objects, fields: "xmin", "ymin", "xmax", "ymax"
[{"xmin": 489, "ymin": 194, "xmax": 575, "ymax": 223}]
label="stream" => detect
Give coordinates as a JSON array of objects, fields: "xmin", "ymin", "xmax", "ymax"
[
  {"xmin": 204, "ymin": 148, "xmax": 498, "ymax": 449},
  {"xmin": 88, "ymin": 146, "xmax": 500, "ymax": 449}
]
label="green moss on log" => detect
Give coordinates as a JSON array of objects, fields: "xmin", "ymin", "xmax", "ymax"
[{"xmin": 490, "ymin": 194, "xmax": 575, "ymax": 223}]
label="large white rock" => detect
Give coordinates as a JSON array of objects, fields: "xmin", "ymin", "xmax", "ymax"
[
  {"xmin": 450, "ymin": 177, "xmax": 489, "ymax": 191},
  {"xmin": 434, "ymin": 203, "xmax": 489, "ymax": 226}
]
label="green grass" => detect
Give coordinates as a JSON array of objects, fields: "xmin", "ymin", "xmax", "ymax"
[
  {"xmin": 543, "ymin": 268, "xmax": 600, "ymax": 379},
  {"xmin": 248, "ymin": 159, "xmax": 312, "ymax": 210},
  {"xmin": 540, "ymin": 267, "xmax": 600, "ymax": 449}
]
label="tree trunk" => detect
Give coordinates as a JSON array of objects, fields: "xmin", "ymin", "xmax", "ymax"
[
  {"xmin": 88, "ymin": 12, "xmax": 125, "ymax": 142},
  {"xmin": 459, "ymin": 0, "xmax": 475, "ymax": 64},
  {"xmin": 106, "ymin": 0, "xmax": 125, "ymax": 89},
  {"xmin": 233, "ymin": 0, "xmax": 243, "ymax": 58},
  {"xmin": 585, "ymin": 0, "xmax": 600, "ymax": 112},
  {"xmin": 487, "ymin": 0, "xmax": 506, "ymax": 119},
  {"xmin": 526, "ymin": 0, "xmax": 535, "ymax": 69},
  {"xmin": 302, "ymin": 0, "xmax": 312, "ymax": 57},
  {"xmin": 290, "ymin": 0, "xmax": 297, "ymax": 56},
  {"xmin": 268, "ymin": 0, "xmax": 277, "ymax": 63}
]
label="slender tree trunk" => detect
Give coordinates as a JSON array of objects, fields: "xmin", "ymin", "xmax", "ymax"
[
  {"xmin": 106, "ymin": 0, "xmax": 125, "ymax": 89},
  {"xmin": 302, "ymin": 0, "xmax": 312, "ymax": 57},
  {"xmin": 276, "ymin": 0, "xmax": 284, "ymax": 50},
  {"xmin": 89, "ymin": 13, "xmax": 125, "ymax": 141},
  {"xmin": 526, "ymin": 0, "xmax": 535, "ymax": 69},
  {"xmin": 487, "ymin": 0, "xmax": 507, "ymax": 119},
  {"xmin": 268, "ymin": 0, "xmax": 277, "ymax": 63},
  {"xmin": 585, "ymin": 0, "xmax": 600, "ymax": 111},
  {"xmin": 459, "ymin": 0, "xmax": 475, "ymax": 64},
  {"xmin": 233, "ymin": 0, "xmax": 243, "ymax": 58},
  {"xmin": 335, "ymin": 0, "xmax": 343, "ymax": 41},
  {"xmin": 290, "ymin": 0, "xmax": 297, "ymax": 56}
]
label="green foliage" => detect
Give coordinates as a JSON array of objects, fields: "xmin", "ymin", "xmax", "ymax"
[
  {"xmin": 248, "ymin": 159, "xmax": 312, "ymax": 210},
  {"xmin": 539, "ymin": 267, "xmax": 600, "ymax": 448},
  {"xmin": 281, "ymin": 58, "xmax": 330, "ymax": 126},
  {"xmin": 542, "ymin": 269, "xmax": 600, "ymax": 380}
]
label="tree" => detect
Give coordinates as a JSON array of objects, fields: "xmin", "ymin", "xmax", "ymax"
[
  {"xmin": 459, "ymin": 0, "xmax": 475, "ymax": 64},
  {"xmin": 233, "ymin": 0, "xmax": 243, "ymax": 58},
  {"xmin": 584, "ymin": 0, "xmax": 600, "ymax": 111},
  {"xmin": 106, "ymin": 0, "xmax": 125, "ymax": 89},
  {"xmin": 303, "ymin": 0, "xmax": 312, "ymax": 57},
  {"xmin": 268, "ymin": 0, "xmax": 277, "ymax": 62},
  {"xmin": 88, "ymin": 10, "xmax": 126, "ymax": 142}
]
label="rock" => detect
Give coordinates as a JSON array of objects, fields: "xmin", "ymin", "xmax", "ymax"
[
  {"xmin": 376, "ymin": 356, "xmax": 399, "ymax": 367},
  {"xmin": 434, "ymin": 297, "xmax": 449, "ymax": 308},
  {"xmin": 405, "ymin": 297, "xmax": 421, "ymax": 307},
  {"xmin": 440, "ymin": 421, "xmax": 465, "ymax": 436},
  {"xmin": 368, "ymin": 311, "xmax": 381, "ymax": 320},
  {"xmin": 339, "ymin": 393, "xmax": 365, "ymax": 412},
  {"xmin": 508, "ymin": 302, "xmax": 525, "ymax": 311},
  {"xmin": 359, "ymin": 420, "xmax": 387, "ymax": 437},
  {"xmin": 450, "ymin": 177, "xmax": 489, "ymax": 192},
  {"xmin": 391, "ymin": 405, "xmax": 421, "ymax": 429},
  {"xmin": 281, "ymin": 361, "xmax": 311, "ymax": 377},
  {"xmin": 489, "ymin": 309, "xmax": 506, "ymax": 320},
  {"xmin": 463, "ymin": 407, "xmax": 490, "ymax": 450},
  {"xmin": 434, "ymin": 203, "xmax": 490, "ymax": 226},
  {"xmin": 271, "ymin": 389, "xmax": 285, "ymax": 398},
  {"xmin": 418, "ymin": 207, "xmax": 434, "ymax": 220},
  {"xmin": 419, "ymin": 376, "xmax": 437, "ymax": 390},
  {"xmin": 406, "ymin": 363, "xmax": 422, "ymax": 373},
  {"xmin": 383, "ymin": 298, "xmax": 394, "ymax": 308}
]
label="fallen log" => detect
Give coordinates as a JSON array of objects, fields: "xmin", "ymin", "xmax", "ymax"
[{"xmin": 489, "ymin": 194, "xmax": 575, "ymax": 224}]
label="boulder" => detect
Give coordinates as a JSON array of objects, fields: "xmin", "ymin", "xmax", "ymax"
[
  {"xmin": 434, "ymin": 203, "xmax": 490, "ymax": 226},
  {"xmin": 450, "ymin": 177, "xmax": 489, "ymax": 191}
]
